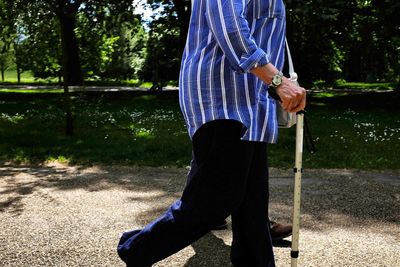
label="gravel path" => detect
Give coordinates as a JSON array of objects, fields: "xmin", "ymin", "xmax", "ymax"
[{"xmin": 1, "ymin": 163, "xmax": 399, "ymax": 267}]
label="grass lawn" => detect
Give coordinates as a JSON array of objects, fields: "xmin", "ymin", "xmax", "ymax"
[
  {"xmin": 0, "ymin": 89, "xmax": 399, "ymax": 169},
  {"xmin": 270, "ymin": 91, "xmax": 400, "ymax": 169},
  {"xmin": 3, "ymin": 69, "xmax": 395, "ymax": 90},
  {"xmin": 334, "ymin": 80, "xmax": 397, "ymax": 90},
  {"xmin": 1, "ymin": 70, "xmax": 43, "ymax": 83},
  {"xmin": 1, "ymin": 70, "xmax": 160, "ymax": 88}
]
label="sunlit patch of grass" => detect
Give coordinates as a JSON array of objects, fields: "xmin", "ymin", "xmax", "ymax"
[
  {"xmin": 46, "ymin": 155, "xmax": 70, "ymax": 163},
  {"xmin": 334, "ymin": 80, "xmax": 395, "ymax": 90},
  {"xmin": 1, "ymin": 70, "xmax": 159, "ymax": 89},
  {"xmin": 139, "ymin": 82, "xmax": 153, "ymax": 88},
  {"xmin": 0, "ymin": 89, "xmax": 63, "ymax": 93},
  {"xmin": 135, "ymin": 128, "xmax": 154, "ymax": 139},
  {"xmin": 1, "ymin": 70, "xmax": 59, "ymax": 84},
  {"xmin": 0, "ymin": 112, "xmax": 25, "ymax": 123},
  {"xmin": 312, "ymin": 92, "xmax": 349, "ymax": 98},
  {"xmin": 2, "ymin": 70, "xmax": 35, "ymax": 83},
  {"xmin": 310, "ymin": 102, "xmax": 327, "ymax": 106}
]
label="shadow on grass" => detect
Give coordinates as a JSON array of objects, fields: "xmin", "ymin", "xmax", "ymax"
[{"xmin": 309, "ymin": 90, "xmax": 400, "ymax": 110}]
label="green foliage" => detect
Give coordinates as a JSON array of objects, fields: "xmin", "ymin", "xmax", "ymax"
[
  {"xmin": 139, "ymin": 17, "xmax": 181, "ymax": 89},
  {"xmin": 285, "ymin": 0, "xmax": 400, "ymax": 84},
  {"xmin": 0, "ymin": 41, "xmax": 14, "ymax": 76},
  {"xmin": 22, "ymin": 17, "xmax": 62, "ymax": 79},
  {"xmin": 0, "ymin": 0, "xmax": 18, "ymax": 78},
  {"xmin": 75, "ymin": 4, "xmax": 147, "ymax": 80},
  {"xmin": 98, "ymin": 15, "xmax": 148, "ymax": 80},
  {"xmin": 136, "ymin": 0, "xmax": 190, "ymax": 89},
  {"xmin": 0, "ymin": 0, "xmax": 146, "ymax": 82},
  {"xmin": 99, "ymin": 35, "xmax": 120, "ymax": 70},
  {"xmin": 1, "ymin": 0, "xmax": 398, "ymax": 85}
]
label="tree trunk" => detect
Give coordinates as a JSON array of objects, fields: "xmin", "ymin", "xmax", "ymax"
[
  {"xmin": 1, "ymin": 63, "xmax": 4, "ymax": 82},
  {"xmin": 63, "ymin": 80, "xmax": 74, "ymax": 136},
  {"xmin": 172, "ymin": 0, "xmax": 191, "ymax": 53},
  {"xmin": 17, "ymin": 65, "xmax": 21, "ymax": 83},
  {"xmin": 56, "ymin": 1, "xmax": 83, "ymax": 136},
  {"xmin": 58, "ymin": 10, "xmax": 83, "ymax": 86},
  {"xmin": 57, "ymin": 4, "xmax": 82, "ymax": 136},
  {"xmin": 346, "ymin": 45, "xmax": 362, "ymax": 82}
]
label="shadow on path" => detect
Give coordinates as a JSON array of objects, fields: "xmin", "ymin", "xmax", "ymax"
[
  {"xmin": 1, "ymin": 164, "xmax": 399, "ymax": 229},
  {"xmin": 272, "ymin": 239, "xmax": 291, "ymax": 248},
  {"xmin": 185, "ymin": 232, "xmax": 232, "ymax": 267}
]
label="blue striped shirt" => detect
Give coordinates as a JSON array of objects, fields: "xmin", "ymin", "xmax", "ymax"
[{"xmin": 179, "ymin": 0, "xmax": 286, "ymax": 143}]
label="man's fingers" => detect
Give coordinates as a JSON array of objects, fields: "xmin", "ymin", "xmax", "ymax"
[
  {"xmin": 289, "ymin": 105, "xmax": 303, "ymax": 113},
  {"xmin": 286, "ymin": 91, "xmax": 306, "ymax": 113},
  {"xmin": 292, "ymin": 94, "xmax": 306, "ymax": 113},
  {"xmin": 276, "ymin": 82, "xmax": 307, "ymax": 112},
  {"xmin": 281, "ymin": 97, "xmax": 290, "ymax": 111}
]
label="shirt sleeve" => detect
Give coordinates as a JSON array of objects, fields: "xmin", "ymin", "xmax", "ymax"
[{"xmin": 205, "ymin": 0, "xmax": 270, "ymax": 73}]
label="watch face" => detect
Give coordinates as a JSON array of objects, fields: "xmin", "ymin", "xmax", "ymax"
[{"xmin": 272, "ymin": 74, "xmax": 282, "ymax": 86}]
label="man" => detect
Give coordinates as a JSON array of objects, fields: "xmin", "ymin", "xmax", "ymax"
[{"xmin": 117, "ymin": 0, "xmax": 306, "ymax": 266}]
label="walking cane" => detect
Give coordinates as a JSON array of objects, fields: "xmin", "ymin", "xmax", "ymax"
[
  {"xmin": 281, "ymin": 37, "xmax": 305, "ymax": 267},
  {"xmin": 291, "ymin": 111, "xmax": 304, "ymax": 267}
]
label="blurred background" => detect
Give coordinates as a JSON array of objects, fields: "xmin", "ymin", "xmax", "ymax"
[{"xmin": 0, "ymin": 0, "xmax": 399, "ymax": 169}]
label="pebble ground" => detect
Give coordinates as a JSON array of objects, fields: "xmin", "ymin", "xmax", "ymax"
[{"xmin": 1, "ymin": 163, "xmax": 399, "ymax": 267}]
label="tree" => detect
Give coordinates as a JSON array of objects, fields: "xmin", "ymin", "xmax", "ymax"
[
  {"xmin": 0, "ymin": 40, "xmax": 13, "ymax": 82},
  {"xmin": 372, "ymin": 0, "xmax": 400, "ymax": 85},
  {"xmin": 170, "ymin": 0, "xmax": 190, "ymax": 52},
  {"xmin": 75, "ymin": 5, "xmax": 145, "ymax": 80},
  {"xmin": 4, "ymin": 0, "xmax": 83, "ymax": 85},
  {"xmin": 3, "ymin": 0, "xmax": 139, "ymax": 135},
  {"xmin": 139, "ymin": 0, "xmax": 190, "ymax": 90},
  {"xmin": 4, "ymin": 0, "xmax": 137, "ymax": 85},
  {"xmin": 284, "ymin": 0, "xmax": 352, "ymax": 84},
  {"xmin": 285, "ymin": 0, "xmax": 399, "ymax": 85},
  {"xmin": 147, "ymin": 0, "xmax": 190, "ymax": 52},
  {"xmin": 139, "ymin": 15, "xmax": 181, "ymax": 91},
  {"xmin": 0, "ymin": 0, "xmax": 16, "ymax": 81},
  {"xmin": 22, "ymin": 18, "xmax": 62, "ymax": 82},
  {"xmin": 100, "ymin": 21, "xmax": 147, "ymax": 80}
]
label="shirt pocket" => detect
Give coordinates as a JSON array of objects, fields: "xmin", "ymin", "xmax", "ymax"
[{"xmin": 252, "ymin": 0, "xmax": 285, "ymax": 19}]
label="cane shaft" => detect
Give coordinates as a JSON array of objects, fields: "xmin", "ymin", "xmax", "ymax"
[{"xmin": 291, "ymin": 113, "xmax": 304, "ymax": 267}]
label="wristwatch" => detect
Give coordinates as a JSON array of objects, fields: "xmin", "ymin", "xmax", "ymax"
[
  {"xmin": 268, "ymin": 71, "xmax": 284, "ymax": 102},
  {"xmin": 269, "ymin": 71, "xmax": 284, "ymax": 88}
]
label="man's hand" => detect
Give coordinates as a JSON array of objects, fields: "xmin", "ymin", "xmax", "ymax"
[
  {"xmin": 275, "ymin": 77, "xmax": 306, "ymax": 113},
  {"xmin": 250, "ymin": 63, "xmax": 306, "ymax": 113}
]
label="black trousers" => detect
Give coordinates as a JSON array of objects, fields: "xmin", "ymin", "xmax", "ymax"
[{"xmin": 117, "ymin": 120, "xmax": 275, "ymax": 267}]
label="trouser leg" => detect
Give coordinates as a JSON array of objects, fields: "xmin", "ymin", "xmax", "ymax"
[
  {"xmin": 117, "ymin": 120, "xmax": 264, "ymax": 266},
  {"xmin": 230, "ymin": 142, "xmax": 275, "ymax": 267}
]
